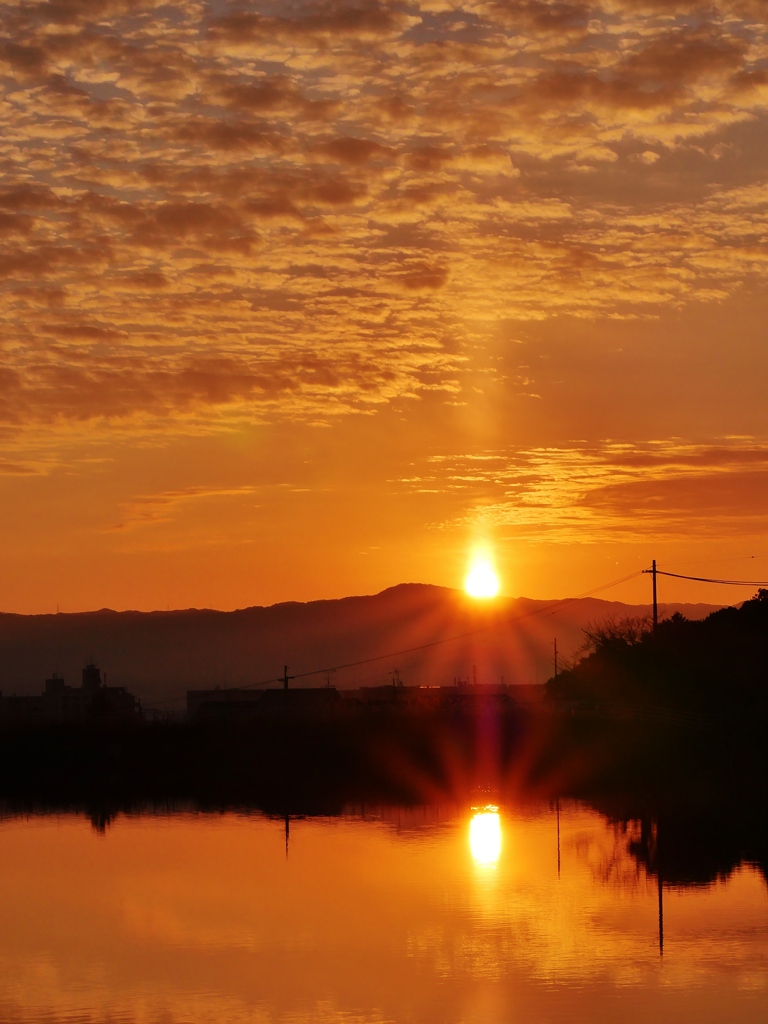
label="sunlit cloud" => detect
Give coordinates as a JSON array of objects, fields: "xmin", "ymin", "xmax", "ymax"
[
  {"xmin": 404, "ymin": 440, "xmax": 768, "ymax": 542},
  {"xmin": 110, "ymin": 486, "xmax": 260, "ymax": 532},
  {"xmin": 0, "ymin": 0, "xmax": 766, "ymax": 452}
]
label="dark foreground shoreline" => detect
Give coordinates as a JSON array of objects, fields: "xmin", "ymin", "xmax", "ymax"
[
  {"xmin": 0, "ymin": 706, "xmax": 765, "ymax": 890},
  {"xmin": 0, "ymin": 705, "xmax": 763, "ymax": 808}
]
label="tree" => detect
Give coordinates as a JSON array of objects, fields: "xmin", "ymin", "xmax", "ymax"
[{"xmin": 580, "ymin": 616, "xmax": 652, "ymax": 655}]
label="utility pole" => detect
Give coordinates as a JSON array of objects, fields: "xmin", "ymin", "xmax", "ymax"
[
  {"xmin": 642, "ymin": 559, "xmax": 659, "ymax": 634},
  {"xmin": 282, "ymin": 665, "xmax": 294, "ymax": 691},
  {"xmin": 553, "ymin": 638, "xmax": 558, "ymax": 677},
  {"xmin": 652, "ymin": 559, "xmax": 658, "ymax": 634}
]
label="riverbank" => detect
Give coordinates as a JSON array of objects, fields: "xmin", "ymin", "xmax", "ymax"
[{"xmin": 0, "ymin": 701, "xmax": 764, "ymax": 812}]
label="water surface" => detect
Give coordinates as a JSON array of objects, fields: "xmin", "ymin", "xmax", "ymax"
[{"xmin": 0, "ymin": 803, "xmax": 765, "ymax": 1023}]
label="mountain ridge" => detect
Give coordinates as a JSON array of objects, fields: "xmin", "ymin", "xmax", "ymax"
[{"xmin": 0, "ymin": 583, "xmax": 724, "ymax": 708}]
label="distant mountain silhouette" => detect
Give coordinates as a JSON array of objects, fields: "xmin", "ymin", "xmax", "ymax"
[{"xmin": 0, "ymin": 585, "xmax": 721, "ymax": 709}]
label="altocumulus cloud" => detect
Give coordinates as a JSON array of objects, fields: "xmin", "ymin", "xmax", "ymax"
[
  {"xmin": 0, "ymin": 0, "xmax": 767, "ymax": 440},
  {"xmin": 407, "ymin": 441, "xmax": 768, "ymax": 541}
]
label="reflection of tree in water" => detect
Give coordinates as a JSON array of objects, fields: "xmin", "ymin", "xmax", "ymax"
[
  {"xmin": 599, "ymin": 805, "xmax": 768, "ymax": 890},
  {"xmin": 566, "ymin": 818, "xmax": 666, "ymax": 892},
  {"xmin": 2, "ymin": 789, "xmax": 765, "ymax": 894},
  {"xmin": 87, "ymin": 804, "xmax": 117, "ymax": 834},
  {"xmin": 584, "ymin": 820, "xmax": 647, "ymax": 891}
]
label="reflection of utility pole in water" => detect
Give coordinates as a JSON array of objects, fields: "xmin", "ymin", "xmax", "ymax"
[
  {"xmin": 285, "ymin": 814, "xmax": 290, "ymax": 859},
  {"xmin": 657, "ymin": 822, "xmax": 664, "ymax": 956},
  {"xmin": 556, "ymin": 798, "xmax": 561, "ymax": 879}
]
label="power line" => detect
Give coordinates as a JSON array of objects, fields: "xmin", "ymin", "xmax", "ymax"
[
  {"xmin": 654, "ymin": 569, "xmax": 768, "ymax": 587},
  {"xmin": 231, "ymin": 570, "xmax": 645, "ymax": 692},
  {"xmin": 144, "ymin": 568, "xmax": 646, "ymax": 708}
]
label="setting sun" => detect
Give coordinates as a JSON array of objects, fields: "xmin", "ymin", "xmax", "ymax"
[{"xmin": 464, "ymin": 555, "xmax": 501, "ymax": 599}]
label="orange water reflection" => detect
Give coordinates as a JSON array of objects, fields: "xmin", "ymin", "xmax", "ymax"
[
  {"xmin": 469, "ymin": 808, "xmax": 502, "ymax": 867},
  {"xmin": 0, "ymin": 805, "xmax": 764, "ymax": 1023}
]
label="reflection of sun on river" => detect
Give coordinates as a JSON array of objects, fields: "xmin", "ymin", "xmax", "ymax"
[{"xmin": 469, "ymin": 809, "xmax": 502, "ymax": 866}]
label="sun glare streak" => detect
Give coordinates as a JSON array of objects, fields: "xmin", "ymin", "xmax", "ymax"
[
  {"xmin": 465, "ymin": 555, "xmax": 500, "ymax": 599},
  {"xmin": 469, "ymin": 809, "xmax": 502, "ymax": 867}
]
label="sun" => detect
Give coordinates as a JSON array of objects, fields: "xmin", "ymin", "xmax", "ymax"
[{"xmin": 464, "ymin": 554, "xmax": 500, "ymax": 599}]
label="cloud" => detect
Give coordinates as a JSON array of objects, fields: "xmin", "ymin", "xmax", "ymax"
[
  {"xmin": 401, "ymin": 440, "xmax": 768, "ymax": 541},
  {"xmin": 110, "ymin": 485, "xmax": 259, "ymax": 531},
  {"xmin": 313, "ymin": 135, "xmax": 395, "ymax": 165},
  {"xmin": 0, "ymin": 460, "xmax": 38, "ymax": 474},
  {"xmin": 207, "ymin": 2, "xmax": 419, "ymax": 46},
  {"xmin": 0, "ymin": 0, "xmax": 766, "ymax": 448}
]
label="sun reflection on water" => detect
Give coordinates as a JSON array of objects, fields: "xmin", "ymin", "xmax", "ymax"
[{"xmin": 469, "ymin": 808, "xmax": 502, "ymax": 867}]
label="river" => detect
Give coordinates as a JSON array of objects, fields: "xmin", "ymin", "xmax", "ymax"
[{"xmin": 0, "ymin": 802, "xmax": 765, "ymax": 1022}]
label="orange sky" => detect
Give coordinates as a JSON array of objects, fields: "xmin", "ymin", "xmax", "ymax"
[{"xmin": 2, "ymin": 0, "xmax": 768, "ymax": 612}]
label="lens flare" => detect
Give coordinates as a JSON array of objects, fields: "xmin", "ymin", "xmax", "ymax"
[
  {"xmin": 469, "ymin": 809, "xmax": 502, "ymax": 866},
  {"xmin": 464, "ymin": 555, "xmax": 500, "ymax": 599}
]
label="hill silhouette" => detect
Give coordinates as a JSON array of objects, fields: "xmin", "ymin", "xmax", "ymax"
[
  {"xmin": 0, "ymin": 585, "xmax": 720, "ymax": 709},
  {"xmin": 549, "ymin": 589, "xmax": 768, "ymax": 716}
]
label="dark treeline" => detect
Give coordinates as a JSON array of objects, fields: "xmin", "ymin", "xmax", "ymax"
[
  {"xmin": 547, "ymin": 588, "xmax": 768, "ymax": 724},
  {"xmin": 538, "ymin": 590, "xmax": 768, "ymax": 840}
]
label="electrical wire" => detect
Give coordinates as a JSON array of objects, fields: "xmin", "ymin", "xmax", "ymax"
[
  {"xmin": 214, "ymin": 569, "xmax": 645, "ymax": 693},
  {"xmin": 144, "ymin": 568, "xmax": 646, "ymax": 709},
  {"xmin": 652, "ymin": 569, "xmax": 768, "ymax": 587}
]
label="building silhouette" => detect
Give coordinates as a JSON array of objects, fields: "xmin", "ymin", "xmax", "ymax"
[
  {"xmin": 0, "ymin": 663, "xmax": 141, "ymax": 721},
  {"xmin": 185, "ymin": 680, "xmax": 542, "ymax": 721}
]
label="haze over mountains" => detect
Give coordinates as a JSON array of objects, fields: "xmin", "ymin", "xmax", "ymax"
[{"xmin": 0, "ymin": 585, "xmax": 722, "ymax": 710}]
